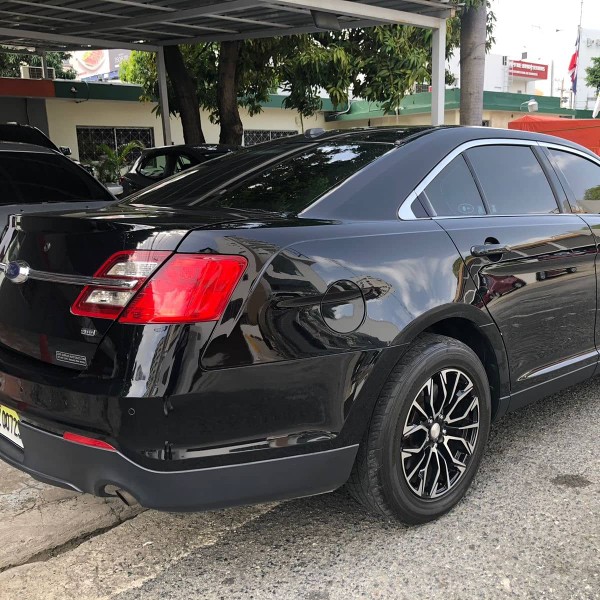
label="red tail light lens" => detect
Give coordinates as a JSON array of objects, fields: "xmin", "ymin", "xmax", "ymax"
[
  {"xmin": 119, "ymin": 254, "xmax": 247, "ymax": 324},
  {"xmin": 71, "ymin": 251, "xmax": 247, "ymax": 324},
  {"xmin": 63, "ymin": 431, "xmax": 116, "ymax": 451},
  {"xmin": 71, "ymin": 250, "xmax": 171, "ymax": 319}
]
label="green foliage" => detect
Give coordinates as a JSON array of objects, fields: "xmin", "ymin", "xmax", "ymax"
[
  {"xmin": 586, "ymin": 57, "xmax": 600, "ymax": 92},
  {"xmin": 94, "ymin": 141, "xmax": 143, "ymax": 183},
  {"xmin": 584, "ymin": 185, "xmax": 600, "ymax": 202},
  {"xmin": 119, "ymin": 2, "xmax": 495, "ymax": 127},
  {"xmin": 120, "ymin": 41, "xmax": 280, "ymax": 124},
  {"xmin": 0, "ymin": 47, "xmax": 76, "ymax": 79}
]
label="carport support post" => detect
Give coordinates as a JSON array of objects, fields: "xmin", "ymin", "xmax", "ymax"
[
  {"xmin": 40, "ymin": 51, "xmax": 49, "ymax": 79},
  {"xmin": 431, "ymin": 19, "xmax": 447, "ymax": 126},
  {"xmin": 156, "ymin": 46, "xmax": 172, "ymax": 146}
]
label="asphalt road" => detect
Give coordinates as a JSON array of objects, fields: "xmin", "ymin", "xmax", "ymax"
[{"xmin": 0, "ymin": 378, "xmax": 598, "ymax": 600}]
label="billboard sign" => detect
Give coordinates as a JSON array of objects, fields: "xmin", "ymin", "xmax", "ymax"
[
  {"xmin": 69, "ymin": 49, "xmax": 131, "ymax": 80},
  {"xmin": 509, "ymin": 60, "xmax": 549, "ymax": 80}
]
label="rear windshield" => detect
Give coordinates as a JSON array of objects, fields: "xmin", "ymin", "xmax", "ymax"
[
  {"xmin": 122, "ymin": 141, "xmax": 393, "ymax": 215},
  {"xmin": 0, "ymin": 152, "xmax": 112, "ymax": 204}
]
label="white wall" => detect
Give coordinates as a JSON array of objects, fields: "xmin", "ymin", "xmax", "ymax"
[
  {"xmin": 46, "ymin": 97, "xmax": 327, "ymax": 160},
  {"xmin": 575, "ymin": 29, "xmax": 600, "ymax": 111},
  {"xmin": 448, "ymin": 52, "xmax": 539, "ymax": 95}
]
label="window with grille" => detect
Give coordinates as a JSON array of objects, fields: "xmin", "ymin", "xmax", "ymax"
[
  {"xmin": 414, "ymin": 83, "xmax": 431, "ymax": 93},
  {"xmin": 76, "ymin": 126, "xmax": 154, "ymax": 162},
  {"xmin": 243, "ymin": 129, "xmax": 298, "ymax": 147}
]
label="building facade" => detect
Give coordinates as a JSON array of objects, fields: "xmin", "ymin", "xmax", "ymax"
[{"xmin": 575, "ymin": 28, "xmax": 600, "ymax": 111}]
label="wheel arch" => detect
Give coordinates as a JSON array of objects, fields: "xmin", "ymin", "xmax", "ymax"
[{"xmin": 394, "ymin": 304, "xmax": 510, "ymax": 421}]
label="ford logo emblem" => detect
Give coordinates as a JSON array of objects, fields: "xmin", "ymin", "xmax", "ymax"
[{"xmin": 5, "ymin": 261, "xmax": 30, "ymax": 284}]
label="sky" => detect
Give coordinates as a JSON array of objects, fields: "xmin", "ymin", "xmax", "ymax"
[{"xmin": 490, "ymin": 0, "xmax": 600, "ymax": 94}]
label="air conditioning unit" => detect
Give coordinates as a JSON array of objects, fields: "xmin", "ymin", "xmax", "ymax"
[{"xmin": 20, "ymin": 65, "xmax": 56, "ymax": 80}]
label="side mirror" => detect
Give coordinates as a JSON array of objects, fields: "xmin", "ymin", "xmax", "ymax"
[{"xmin": 59, "ymin": 146, "xmax": 72, "ymax": 156}]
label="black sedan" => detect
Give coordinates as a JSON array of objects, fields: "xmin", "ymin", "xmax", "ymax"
[
  {"xmin": 120, "ymin": 144, "xmax": 236, "ymax": 195},
  {"xmin": 0, "ymin": 126, "xmax": 599, "ymax": 524}
]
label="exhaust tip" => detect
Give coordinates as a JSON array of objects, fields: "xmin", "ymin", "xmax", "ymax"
[{"xmin": 115, "ymin": 488, "xmax": 139, "ymax": 507}]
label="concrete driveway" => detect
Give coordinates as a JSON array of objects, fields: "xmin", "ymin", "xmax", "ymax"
[{"xmin": 0, "ymin": 379, "xmax": 597, "ymax": 600}]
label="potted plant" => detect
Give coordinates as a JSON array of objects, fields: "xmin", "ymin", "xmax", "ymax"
[{"xmin": 94, "ymin": 141, "xmax": 144, "ymax": 195}]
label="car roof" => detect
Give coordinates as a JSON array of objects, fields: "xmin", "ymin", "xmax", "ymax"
[
  {"xmin": 278, "ymin": 125, "xmax": 596, "ymax": 155},
  {"xmin": 143, "ymin": 144, "xmax": 237, "ymax": 153},
  {"xmin": 0, "ymin": 141, "xmax": 56, "ymax": 154}
]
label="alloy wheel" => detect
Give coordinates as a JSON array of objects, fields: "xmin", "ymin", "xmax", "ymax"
[{"xmin": 400, "ymin": 368, "xmax": 480, "ymax": 499}]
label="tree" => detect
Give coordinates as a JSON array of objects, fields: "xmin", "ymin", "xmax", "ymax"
[
  {"xmin": 121, "ymin": 40, "xmax": 279, "ymax": 145},
  {"xmin": 120, "ymin": 14, "xmax": 493, "ymax": 143},
  {"xmin": 280, "ymin": 25, "xmax": 460, "ymax": 117},
  {"xmin": 163, "ymin": 45, "xmax": 205, "ymax": 145},
  {"xmin": 458, "ymin": 1, "xmax": 488, "ymax": 125},
  {"xmin": 586, "ymin": 57, "xmax": 600, "ymax": 92},
  {"xmin": 0, "ymin": 47, "xmax": 76, "ymax": 79}
]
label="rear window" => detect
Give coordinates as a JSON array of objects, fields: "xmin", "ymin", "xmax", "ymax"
[
  {"xmin": 0, "ymin": 126, "xmax": 56, "ymax": 151},
  {"xmin": 122, "ymin": 142, "xmax": 393, "ymax": 215},
  {"xmin": 0, "ymin": 152, "xmax": 112, "ymax": 204}
]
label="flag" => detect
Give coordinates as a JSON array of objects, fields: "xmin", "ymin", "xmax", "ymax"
[
  {"xmin": 594, "ymin": 93, "xmax": 600, "ymax": 119},
  {"xmin": 569, "ymin": 33, "xmax": 580, "ymax": 94}
]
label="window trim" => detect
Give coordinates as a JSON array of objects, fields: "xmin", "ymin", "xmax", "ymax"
[
  {"xmin": 542, "ymin": 144, "xmax": 600, "ymax": 214},
  {"xmin": 398, "ymin": 138, "xmax": 597, "ymax": 220}
]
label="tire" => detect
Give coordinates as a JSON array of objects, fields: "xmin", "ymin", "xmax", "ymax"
[{"xmin": 346, "ymin": 333, "xmax": 491, "ymax": 524}]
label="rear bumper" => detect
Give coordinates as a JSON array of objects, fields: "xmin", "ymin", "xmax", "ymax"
[{"xmin": 0, "ymin": 421, "xmax": 358, "ymax": 512}]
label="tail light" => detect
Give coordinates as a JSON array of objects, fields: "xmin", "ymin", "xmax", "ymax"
[
  {"xmin": 71, "ymin": 250, "xmax": 171, "ymax": 319},
  {"xmin": 71, "ymin": 251, "xmax": 247, "ymax": 324}
]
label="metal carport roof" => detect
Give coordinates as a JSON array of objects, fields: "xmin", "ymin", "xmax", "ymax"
[{"xmin": 0, "ymin": 0, "xmax": 454, "ymax": 140}]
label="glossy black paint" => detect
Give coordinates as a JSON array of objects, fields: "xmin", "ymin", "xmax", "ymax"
[{"xmin": 0, "ymin": 126, "xmax": 598, "ymax": 510}]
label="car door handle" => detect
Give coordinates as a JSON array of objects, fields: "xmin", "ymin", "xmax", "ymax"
[{"xmin": 471, "ymin": 244, "xmax": 510, "ymax": 257}]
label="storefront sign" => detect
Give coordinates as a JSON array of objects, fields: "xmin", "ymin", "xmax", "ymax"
[{"xmin": 509, "ymin": 60, "xmax": 549, "ymax": 80}]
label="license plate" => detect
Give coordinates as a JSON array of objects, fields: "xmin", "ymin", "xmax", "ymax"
[{"xmin": 0, "ymin": 405, "xmax": 23, "ymax": 449}]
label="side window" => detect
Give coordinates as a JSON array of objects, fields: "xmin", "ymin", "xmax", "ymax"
[
  {"xmin": 422, "ymin": 155, "xmax": 486, "ymax": 217},
  {"xmin": 548, "ymin": 149, "xmax": 600, "ymax": 214},
  {"xmin": 174, "ymin": 154, "xmax": 194, "ymax": 174},
  {"xmin": 139, "ymin": 153, "xmax": 168, "ymax": 179},
  {"xmin": 466, "ymin": 146, "xmax": 559, "ymax": 215}
]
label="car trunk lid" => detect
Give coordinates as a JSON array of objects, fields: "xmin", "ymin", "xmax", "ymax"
[{"xmin": 0, "ymin": 205, "xmax": 261, "ymax": 369}]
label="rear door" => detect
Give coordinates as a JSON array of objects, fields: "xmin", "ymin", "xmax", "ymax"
[
  {"xmin": 417, "ymin": 141, "xmax": 598, "ymax": 405},
  {"xmin": 543, "ymin": 144, "xmax": 600, "ymax": 352}
]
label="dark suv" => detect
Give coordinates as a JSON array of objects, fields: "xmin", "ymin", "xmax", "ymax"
[
  {"xmin": 0, "ymin": 123, "xmax": 71, "ymax": 156},
  {"xmin": 0, "ymin": 126, "xmax": 598, "ymax": 524},
  {"xmin": 0, "ymin": 142, "xmax": 114, "ymax": 230}
]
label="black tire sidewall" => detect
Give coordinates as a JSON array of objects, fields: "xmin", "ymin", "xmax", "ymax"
[{"xmin": 376, "ymin": 340, "xmax": 491, "ymax": 523}]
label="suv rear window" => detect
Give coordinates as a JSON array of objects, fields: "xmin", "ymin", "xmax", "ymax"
[
  {"xmin": 0, "ymin": 125, "xmax": 57, "ymax": 151},
  {"xmin": 0, "ymin": 152, "xmax": 112, "ymax": 204},
  {"xmin": 123, "ymin": 142, "xmax": 393, "ymax": 215}
]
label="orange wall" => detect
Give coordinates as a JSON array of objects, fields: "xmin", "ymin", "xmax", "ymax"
[{"xmin": 0, "ymin": 78, "xmax": 55, "ymax": 98}]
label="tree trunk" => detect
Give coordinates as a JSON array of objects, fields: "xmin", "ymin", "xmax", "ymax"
[
  {"xmin": 217, "ymin": 41, "xmax": 244, "ymax": 146},
  {"xmin": 163, "ymin": 45, "xmax": 205, "ymax": 144},
  {"xmin": 459, "ymin": 4, "xmax": 487, "ymax": 126}
]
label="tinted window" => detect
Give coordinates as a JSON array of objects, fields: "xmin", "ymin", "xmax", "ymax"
[
  {"xmin": 466, "ymin": 146, "xmax": 558, "ymax": 214},
  {"xmin": 0, "ymin": 125, "xmax": 57, "ymax": 151},
  {"xmin": 124, "ymin": 142, "xmax": 392, "ymax": 215},
  {"xmin": 139, "ymin": 153, "xmax": 168, "ymax": 178},
  {"xmin": 549, "ymin": 149, "xmax": 600, "ymax": 213},
  {"xmin": 423, "ymin": 155, "xmax": 486, "ymax": 217},
  {"xmin": 0, "ymin": 152, "xmax": 111, "ymax": 204},
  {"xmin": 174, "ymin": 154, "xmax": 194, "ymax": 173}
]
